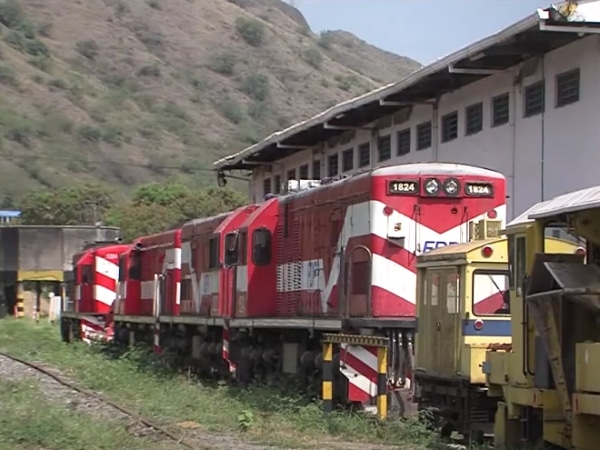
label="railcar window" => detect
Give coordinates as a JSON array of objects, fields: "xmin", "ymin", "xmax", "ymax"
[
  {"xmin": 472, "ymin": 270, "xmax": 510, "ymax": 316},
  {"xmin": 252, "ymin": 227, "xmax": 272, "ymax": 266},
  {"xmin": 445, "ymin": 269, "xmax": 460, "ymax": 314},
  {"xmin": 208, "ymin": 237, "xmax": 219, "ymax": 269},
  {"xmin": 427, "ymin": 271, "xmax": 440, "ymax": 308},
  {"xmin": 224, "ymin": 232, "xmax": 239, "ymax": 266}
]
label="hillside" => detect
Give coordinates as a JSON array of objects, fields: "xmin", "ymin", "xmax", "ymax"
[{"xmin": 0, "ymin": 0, "xmax": 421, "ymax": 199}]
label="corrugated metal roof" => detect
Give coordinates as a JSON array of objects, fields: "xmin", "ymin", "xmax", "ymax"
[
  {"xmin": 214, "ymin": 1, "xmax": 600, "ymax": 171},
  {"xmin": 528, "ymin": 185, "xmax": 600, "ymax": 220}
]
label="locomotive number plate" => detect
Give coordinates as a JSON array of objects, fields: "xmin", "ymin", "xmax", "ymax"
[
  {"xmin": 465, "ymin": 183, "xmax": 493, "ymax": 197},
  {"xmin": 388, "ymin": 180, "xmax": 419, "ymax": 195}
]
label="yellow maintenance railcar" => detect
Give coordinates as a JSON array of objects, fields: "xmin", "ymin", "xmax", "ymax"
[
  {"xmin": 414, "ymin": 216, "xmax": 579, "ymax": 444},
  {"xmin": 485, "ymin": 186, "xmax": 600, "ymax": 449}
]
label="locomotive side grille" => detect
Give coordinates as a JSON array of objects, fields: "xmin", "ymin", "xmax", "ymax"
[
  {"xmin": 275, "ymin": 221, "xmax": 285, "ymax": 315},
  {"xmin": 291, "ymin": 217, "xmax": 302, "ymax": 315}
]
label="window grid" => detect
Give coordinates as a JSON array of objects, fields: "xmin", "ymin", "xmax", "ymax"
[
  {"xmin": 441, "ymin": 111, "xmax": 458, "ymax": 143},
  {"xmin": 358, "ymin": 142, "xmax": 370, "ymax": 167},
  {"xmin": 556, "ymin": 68, "xmax": 580, "ymax": 108},
  {"xmin": 273, "ymin": 175, "xmax": 281, "ymax": 194},
  {"xmin": 416, "ymin": 121, "xmax": 432, "ymax": 150},
  {"xmin": 312, "ymin": 160, "xmax": 321, "ymax": 179},
  {"xmin": 378, "ymin": 135, "xmax": 391, "ymax": 162},
  {"xmin": 492, "ymin": 93, "xmax": 509, "ymax": 127},
  {"xmin": 396, "ymin": 128, "xmax": 411, "ymax": 156},
  {"xmin": 299, "ymin": 164, "xmax": 309, "ymax": 179},
  {"xmin": 263, "ymin": 178, "xmax": 271, "ymax": 196},
  {"xmin": 327, "ymin": 153, "xmax": 339, "ymax": 177},
  {"xmin": 286, "ymin": 168, "xmax": 296, "ymax": 181},
  {"xmin": 342, "ymin": 148, "xmax": 354, "ymax": 172},
  {"xmin": 465, "ymin": 102, "xmax": 483, "ymax": 136},
  {"xmin": 524, "ymin": 80, "xmax": 545, "ymax": 117}
]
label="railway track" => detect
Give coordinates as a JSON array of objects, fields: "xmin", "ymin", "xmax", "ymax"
[{"xmin": 0, "ymin": 350, "xmax": 196, "ymax": 449}]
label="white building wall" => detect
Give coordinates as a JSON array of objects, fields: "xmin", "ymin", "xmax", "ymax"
[{"xmin": 252, "ymin": 36, "xmax": 600, "ymax": 220}]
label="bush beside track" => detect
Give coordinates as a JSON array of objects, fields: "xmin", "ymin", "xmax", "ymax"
[{"xmin": 0, "ymin": 319, "xmax": 442, "ymax": 450}]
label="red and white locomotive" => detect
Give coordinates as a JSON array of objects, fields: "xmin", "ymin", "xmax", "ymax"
[{"xmin": 62, "ymin": 162, "xmax": 506, "ymax": 408}]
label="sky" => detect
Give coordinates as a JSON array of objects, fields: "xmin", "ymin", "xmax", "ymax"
[{"xmin": 293, "ymin": 0, "xmax": 553, "ymax": 65}]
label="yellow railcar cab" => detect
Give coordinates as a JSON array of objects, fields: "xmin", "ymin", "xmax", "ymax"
[{"xmin": 415, "ymin": 238, "xmax": 510, "ymax": 384}]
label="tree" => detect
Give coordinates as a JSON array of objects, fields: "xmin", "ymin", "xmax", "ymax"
[
  {"xmin": 19, "ymin": 183, "xmax": 115, "ymax": 225},
  {"xmin": 105, "ymin": 202, "xmax": 181, "ymax": 242}
]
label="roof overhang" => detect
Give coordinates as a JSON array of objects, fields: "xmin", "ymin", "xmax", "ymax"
[{"xmin": 214, "ymin": 1, "xmax": 600, "ymax": 172}]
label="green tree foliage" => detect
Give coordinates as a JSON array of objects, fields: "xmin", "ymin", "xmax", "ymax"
[
  {"xmin": 19, "ymin": 183, "xmax": 114, "ymax": 225},
  {"xmin": 18, "ymin": 182, "xmax": 248, "ymax": 242}
]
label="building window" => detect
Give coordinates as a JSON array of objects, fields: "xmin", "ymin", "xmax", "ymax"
[
  {"xmin": 274, "ymin": 175, "xmax": 281, "ymax": 194},
  {"xmin": 556, "ymin": 68, "xmax": 580, "ymax": 108},
  {"xmin": 524, "ymin": 80, "xmax": 545, "ymax": 117},
  {"xmin": 312, "ymin": 160, "xmax": 321, "ymax": 179},
  {"xmin": 358, "ymin": 142, "xmax": 370, "ymax": 167},
  {"xmin": 328, "ymin": 153, "xmax": 339, "ymax": 177},
  {"xmin": 263, "ymin": 178, "xmax": 271, "ymax": 196},
  {"xmin": 342, "ymin": 148, "xmax": 354, "ymax": 172},
  {"xmin": 465, "ymin": 102, "xmax": 483, "ymax": 136},
  {"xmin": 299, "ymin": 164, "xmax": 309, "ymax": 179},
  {"xmin": 377, "ymin": 135, "xmax": 391, "ymax": 162},
  {"xmin": 396, "ymin": 128, "xmax": 411, "ymax": 156},
  {"xmin": 441, "ymin": 111, "xmax": 458, "ymax": 143},
  {"xmin": 416, "ymin": 121, "xmax": 432, "ymax": 150},
  {"xmin": 286, "ymin": 168, "xmax": 296, "ymax": 181},
  {"xmin": 492, "ymin": 93, "xmax": 509, "ymax": 127}
]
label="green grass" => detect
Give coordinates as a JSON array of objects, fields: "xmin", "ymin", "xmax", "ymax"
[
  {"xmin": 0, "ymin": 319, "xmax": 440, "ymax": 449},
  {"xmin": 0, "ymin": 378, "xmax": 171, "ymax": 450}
]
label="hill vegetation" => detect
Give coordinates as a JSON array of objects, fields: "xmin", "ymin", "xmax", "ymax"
[{"xmin": 0, "ymin": 0, "xmax": 420, "ymax": 201}]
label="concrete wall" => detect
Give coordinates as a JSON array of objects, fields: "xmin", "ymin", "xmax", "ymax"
[
  {"xmin": 250, "ymin": 35, "xmax": 600, "ymax": 220},
  {"xmin": 0, "ymin": 226, "xmax": 121, "ymax": 273}
]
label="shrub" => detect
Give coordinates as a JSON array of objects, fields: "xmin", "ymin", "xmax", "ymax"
[
  {"xmin": 241, "ymin": 73, "xmax": 269, "ymax": 101},
  {"xmin": 217, "ymin": 97, "xmax": 244, "ymax": 124},
  {"xmin": 75, "ymin": 39, "xmax": 99, "ymax": 60},
  {"xmin": 302, "ymin": 47, "xmax": 323, "ymax": 69},
  {"xmin": 146, "ymin": 0, "xmax": 161, "ymax": 9},
  {"xmin": 47, "ymin": 78, "xmax": 68, "ymax": 91},
  {"xmin": 135, "ymin": 28, "xmax": 163, "ymax": 49},
  {"xmin": 102, "ymin": 124, "xmax": 125, "ymax": 147},
  {"xmin": 78, "ymin": 125, "xmax": 103, "ymax": 142},
  {"xmin": 235, "ymin": 17, "xmax": 265, "ymax": 47},
  {"xmin": 0, "ymin": 63, "xmax": 17, "ymax": 86},
  {"xmin": 137, "ymin": 64, "xmax": 161, "ymax": 77},
  {"xmin": 3, "ymin": 30, "xmax": 26, "ymax": 51},
  {"xmin": 0, "ymin": 0, "xmax": 25, "ymax": 28},
  {"xmin": 317, "ymin": 31, "xmax": 333, "ymax": 50},
  {"xmin": 25, "ymin": 38, "xmax": 49, "ymax": 56},
  {"xmin": 335, "ymin": 74, "xmax": 357, "ymax": 92},
  {"xmin": 28, "ymin": 55, "xmax": 53, "ymax": 72},
  {"xmin": 208, "ymin": 52, "xmax": 236, "ymax": 76},
  {"xmin": 37, "ymin": 22, "xmax": 52, "ymax": 37}
]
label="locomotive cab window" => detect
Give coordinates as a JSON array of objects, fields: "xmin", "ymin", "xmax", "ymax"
[
  {"xmin": 472, "ymin": 270, "xmax": 510, "ymax": 316},
  {"xmin": 224, "ymin": 232, "xmax": 239, "ymax": 266},
  {"xmin": 81, "ymin": 264, "xmax": 93, "ymax": 284},
  {"xmin": 128, "ymin": 252, "xmax": 141, "ymax": 280},
  {"xmin": 252, "ymin": 227, "xmax": 272, "ymax": 266}
]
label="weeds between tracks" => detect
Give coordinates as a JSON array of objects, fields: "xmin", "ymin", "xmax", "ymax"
[{"xmin": 0, "ymin": 319, "xmax": 441, "ymax": 449}]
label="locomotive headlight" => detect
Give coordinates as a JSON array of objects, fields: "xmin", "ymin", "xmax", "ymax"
[
  {"xmin": 443, "ymin": 178, "xmax": 460, "ymax": 197},
  {"xmin": 424, "ymin": 178, "xmax": 441, "ymax": 196}
]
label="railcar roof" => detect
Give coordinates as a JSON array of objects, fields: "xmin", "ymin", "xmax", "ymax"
[
  {"xmin": 416, "ymin": 238, "xmax": 506, "ymax": 265},
  {"xmin": 182, "ymin": 211, "xmax": 231, "ymax": 228},
  {"xmin": 372, "ymin": 162, "xmax": 504, "ymax": 179},
  {"xmin": 528, "ymin": 185, "xmax": 600, "ymax": 220}
]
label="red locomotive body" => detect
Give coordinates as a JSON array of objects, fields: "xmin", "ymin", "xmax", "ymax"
[
  {"xmin": 275, "ymin": 163, "xmax": 507, "ymax": 323},
  {"xmin": 180, "ymin": 212, "xmax": 230, "ymax": 316},
  {"xmin": 72, "ymin": 243, "xmax": 130, "ymax": 341},
  {"xmin": 231, "ymin": 197, "xmax": 279, "ymax": 318}
]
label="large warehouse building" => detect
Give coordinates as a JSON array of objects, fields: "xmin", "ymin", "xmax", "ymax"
[{"xmin": 214, "ymin": 1, "xmax": 600, "ymax": 219}]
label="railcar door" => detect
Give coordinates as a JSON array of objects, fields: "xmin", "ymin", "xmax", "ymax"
[
  {"xmin": 347, "ymin": 245, "xmax": 371, "ymax": 317},
  {"xmin": 435, "ymin": 267, "xmax": 460, "ymax": 375}
]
